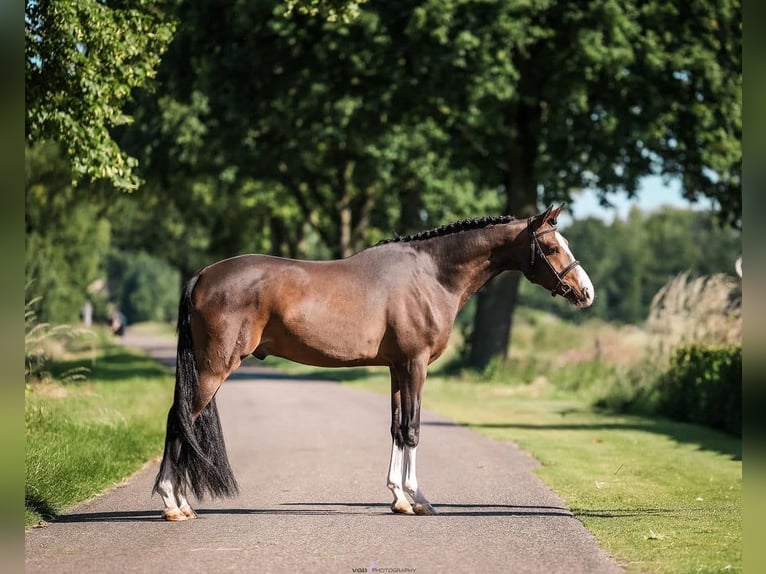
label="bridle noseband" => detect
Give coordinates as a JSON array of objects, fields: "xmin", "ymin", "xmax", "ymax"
[{"xmin": 527, "ymin": 218, "xmax": 581, "ymax": 298}]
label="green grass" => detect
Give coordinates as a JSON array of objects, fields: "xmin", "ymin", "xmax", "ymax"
[
  {"xmin": 127, "ymin": 320, "xmax": 177, "ymax": 338},
  {"xmin": 25, "ymin": 334, "xmax": 173, "ymax": 527},
  {"xmin": 340, "ymin": 375, "xmax": 741, "ymax": 574}
]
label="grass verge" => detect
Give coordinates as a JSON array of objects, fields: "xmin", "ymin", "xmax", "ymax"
[
  {"xmin": 345, "ymin": 375, "xmax": 741, "ymax": 574},
  {"xmin": 25, "ymin": 332, "xmax": 173, "ymax": 528}
]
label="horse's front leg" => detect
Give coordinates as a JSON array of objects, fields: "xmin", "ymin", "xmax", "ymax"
[
  {"xmin": 403, "ymin": 444, "xmax": 436, "ymax": 515},
  {"xmin": 389, "ymin": 359, "xmax": 437, "ymax": 516},
  {"xmin": 387, "ymin": 369, "xmax": 414, "ymax": 515}
]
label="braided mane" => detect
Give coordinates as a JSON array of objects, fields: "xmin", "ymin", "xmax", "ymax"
[{"xmin": 376, "ymin": 215, "xmax": 516, "ymax": 246}]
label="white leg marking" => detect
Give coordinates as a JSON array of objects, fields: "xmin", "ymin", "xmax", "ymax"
[
  {"xmin": 387, "ymin": 441, "xmax": 413, "ymax": 514},
  {"xmin": 176, "ymin": 487, "xmax": 197, "ymax": 519},
  {"xmin": 403, "ymin": 446, "xmax": 436, "ymax": 514},
  {"xmin": 157, "ymin": 463, "xmax": 187, "ymax": 521},
  {"xmin": 403, "ymin": 446, "xmax": 429, "ymax": 504}
]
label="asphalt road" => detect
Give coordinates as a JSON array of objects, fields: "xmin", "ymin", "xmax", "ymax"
[{"xmin": 25, "ymin": 329, "xmax": 623, "ymax": 573}]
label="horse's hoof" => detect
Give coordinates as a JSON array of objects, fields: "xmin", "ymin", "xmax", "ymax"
[
  {"xmin": 391, "ymin": 500, "xmax": 415, "ymax": 515},
  {"xmin": 413, "ymin": 503, "xmax": 438, "ymax": 516},
  {"xmin": 162, "ymin": 508, "xmax": 188, "ymax": 522},
  {"xmin": 180, "ymin": 505, "xmax": 198, "ymax": 519}
]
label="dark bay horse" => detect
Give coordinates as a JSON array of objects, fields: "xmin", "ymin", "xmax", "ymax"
[{"xmin": 154, "ymin": 204, "xmax": 594, "ymax": 520}]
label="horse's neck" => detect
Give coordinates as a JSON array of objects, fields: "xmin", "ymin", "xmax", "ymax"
[{"xmin": 426, "ymin": 221, "xmax": 528, "ymax": 308}]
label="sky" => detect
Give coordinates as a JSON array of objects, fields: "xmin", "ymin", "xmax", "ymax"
[{"xmin": 559, "ymin": 175, "xmax": 715, "ymax": 227}]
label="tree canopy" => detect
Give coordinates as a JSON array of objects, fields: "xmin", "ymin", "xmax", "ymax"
[{"xmin": 25, "ymin": 0, "xmax": 176, "ymax": 190}]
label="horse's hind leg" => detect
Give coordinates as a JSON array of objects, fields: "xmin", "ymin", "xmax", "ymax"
[
  {"xmin": 155, "ymin": 411, "xmax": 189, "ymax": 521},
  {"xmin": 171, "ymin": 318, "xmax": 261, "ymax": 518},
  {"xmin": 176, "ymin": 484, "xmax": 197, "ymax": 519}
]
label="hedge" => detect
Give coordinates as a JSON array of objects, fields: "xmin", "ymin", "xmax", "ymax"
[{"xmin": 656, "ymin": 344, "xmax": 741, "ymax": 436}]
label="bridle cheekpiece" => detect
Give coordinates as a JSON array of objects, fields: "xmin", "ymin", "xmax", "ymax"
[{"xmin": 527, "ymin": 217, "xmax": 581, "ymax": 298}]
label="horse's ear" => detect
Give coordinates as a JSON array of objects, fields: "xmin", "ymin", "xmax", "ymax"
[
  {"xmin": 529, "ymin": 205, "xmax": 553, "ymax": 231},
  {"xmin": 550, "ymin": 203, "xmax": 565, "ymax": 224}
]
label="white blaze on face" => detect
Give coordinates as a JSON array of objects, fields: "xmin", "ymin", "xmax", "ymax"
[{"xmin": 555, "ymin": 231, "xmax": 595, "ymax": 307}]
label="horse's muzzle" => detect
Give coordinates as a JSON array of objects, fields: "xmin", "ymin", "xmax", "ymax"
[{"xmin": 566, "ymin": 285, "xmax": 593, "ymax": 308}]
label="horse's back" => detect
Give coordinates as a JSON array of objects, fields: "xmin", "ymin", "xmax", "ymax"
[{"xmin": 194, "ymin": 247, "xmax": 424, "ymax": 304}]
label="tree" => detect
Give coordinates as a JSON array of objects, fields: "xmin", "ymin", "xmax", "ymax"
[
  {"xmin": 25, "ymin": 0, "xmax": 175, "ymax": 190},
  {"xmin": 399, "ymin": 0, "xmax": 741, "ymax": 367}
]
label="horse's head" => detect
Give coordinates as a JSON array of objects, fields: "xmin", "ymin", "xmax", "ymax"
[{"xmin": 522, "ymin": 205, "xmax": 594, "ymax": 308}]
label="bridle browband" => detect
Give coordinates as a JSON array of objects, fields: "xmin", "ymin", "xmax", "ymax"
[{"xmin": 527, "ymin": 217, "xmax": 581, "ymax": 298}]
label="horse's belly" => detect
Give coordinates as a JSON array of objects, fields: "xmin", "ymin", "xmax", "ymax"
[{"xmin": 263, "ymin": 309, "xmax": 385, "ymax": 367}]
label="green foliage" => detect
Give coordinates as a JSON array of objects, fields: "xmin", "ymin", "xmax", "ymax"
[
  {"xmin": 106, "ymin": 251, "xmax": 181, "ymax": 324},
  {"xmin": 655, "ymin": 344, "xmax": 741, "ymax": 436},
  {"xmin": 25, "ymin": 0, "xmax": 176, "ymax": 190},
  {"xmin": 25, "ymin": 143, "xmax": 112, "ymax": 323},
  {"xmin": 590, "ymin": 263, "xmax": 741, "ymax": 437},
  {"xmin": 285, "ymin": 0, "xmax": 367, "ymax": 22},
  {"xmin": 594, "ymin": 344, "xmax": 742, "ymax": 437},
  {"xmin": 392, "ymin": 0, "xmax": 741, "ymax": 222},
  {"xmin": 591, "ymin": 360, "xmax": 662, "ymax": 414},
  {"xmin": 131, "ymin": 0, "xmax": 493, "ymax": 259}
]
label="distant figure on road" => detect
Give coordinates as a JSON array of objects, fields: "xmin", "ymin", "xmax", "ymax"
[{"xmin": 111, "ymin": 307, "xmax": 126, "ymax": 337}]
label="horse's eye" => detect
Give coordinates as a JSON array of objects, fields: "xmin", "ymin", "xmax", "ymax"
[{"xmin": 549, "ymin": 247, "xmax": 560, "ymax": 255}]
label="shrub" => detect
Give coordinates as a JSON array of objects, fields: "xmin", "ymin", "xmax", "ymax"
[
  {"xmin": 655, "ymin": 344, "xmax": 741, "ymax": 436},
  {"xmin": 592, "ymin": 271, "xmax": 741, "ymax": 436},
  {"xmin": 591, "ymin": 360, "xmax": 662, "ymax": 414}
]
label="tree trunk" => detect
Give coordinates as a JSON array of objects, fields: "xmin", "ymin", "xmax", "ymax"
[
  {"xmin": 337, "ymin": 160, "xmax": 356, "ymax": 258},
  {"xmin": 350, "ymin": 185, "xmax": 377, "ymax": 252},
  {"xmin": 467, "ymin": 271, "xmax": 523, "ymax": 368},
  {"xmin": 269, "ymin": 216, "xmax": 296, "ymax": 257},
  {"xmin": 339, "ymin": 202, "xmax": 353, "ymax": 258},
  {"xmin": 467, "ymin": 96, "xmax": 540, "ymax": 369}
]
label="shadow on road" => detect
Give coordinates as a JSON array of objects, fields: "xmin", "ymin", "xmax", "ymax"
[
  {"xmin": 281, "ymin": 501, "xmax": 574, "ymax": 518},
  {"xmin": 51, "ymin": 503, "xmax": 575, "ymax": 522},
  {"xmin": 50, "ymin": 507, "xmax": 388, "ymax": 522}
]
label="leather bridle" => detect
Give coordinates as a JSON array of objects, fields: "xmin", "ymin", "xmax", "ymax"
[{"xmin": 527, "ymin": 218, "xmax": 581, "ymax": 298}]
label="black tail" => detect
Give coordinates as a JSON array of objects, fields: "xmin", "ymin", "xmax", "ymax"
[{"xmin": 153, "ymin": 274, "xmax": 239, "ymax": 500}]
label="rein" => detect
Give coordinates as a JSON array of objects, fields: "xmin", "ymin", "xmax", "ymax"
[{"xmin": 527, "ymin": 218, "xmax": 581, "ymax": 298}]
